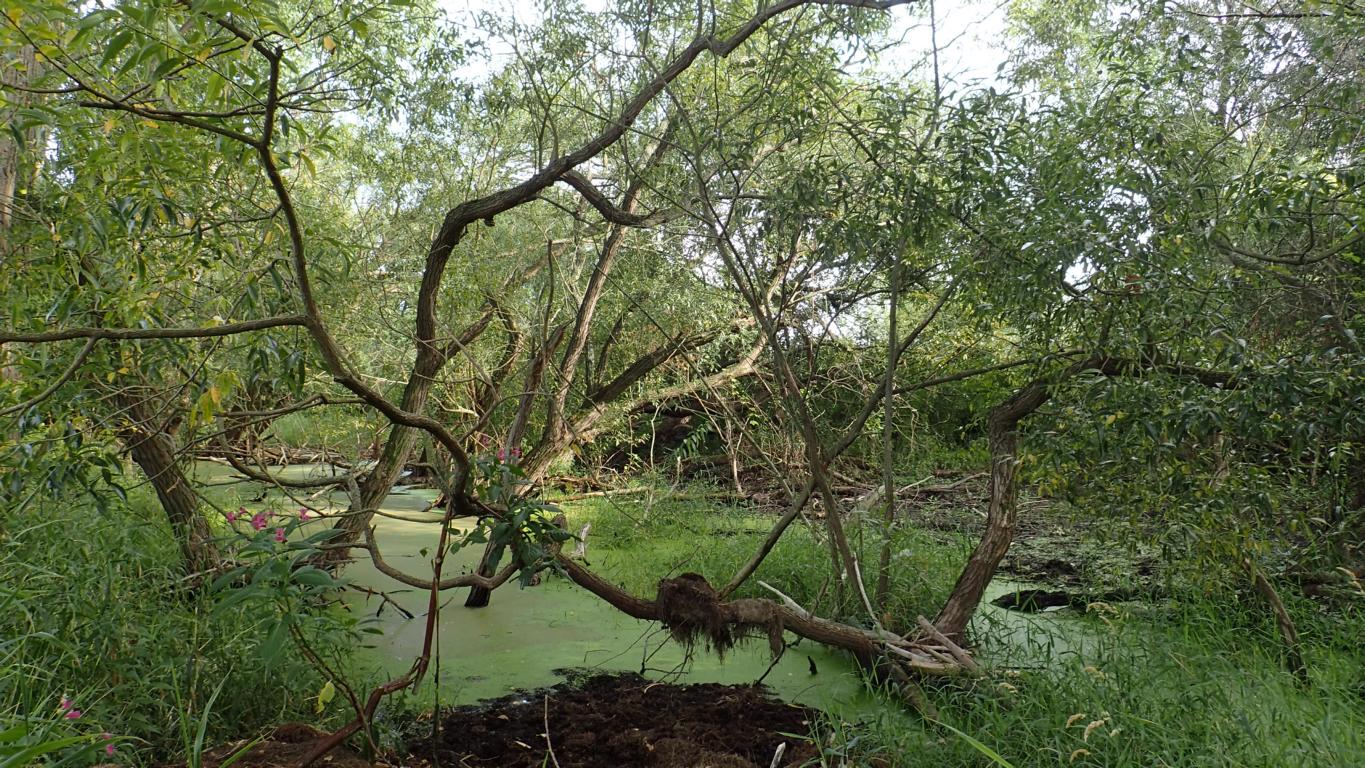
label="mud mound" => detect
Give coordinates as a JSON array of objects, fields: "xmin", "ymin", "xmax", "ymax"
[{"xmin": 417, "ymin": 673, "xmax": 818, "ymax": 767}]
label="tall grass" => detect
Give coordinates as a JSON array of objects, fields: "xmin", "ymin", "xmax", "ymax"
[
  {"xmin": 558, "ymin": 485, "xmax": 1365, "ymax": 767},
  {"xmin": 560, "ymin": 490, "xmax": 968, "ymax": 625},
  {"xmin": 0, "ymin": 490, "xmax": 338, "ymax": 766},
  {"xmin": 811, "ymin": 595, "xmax": 1365, "ymax": 767}
]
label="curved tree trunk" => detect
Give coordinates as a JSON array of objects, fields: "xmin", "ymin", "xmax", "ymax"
[
  {"xmin": 933, "ymin": 379, "xmax": 1053, "ymax": 640},
  {"xmin": 116, "ymin": 393, "xmax": 220, "ymax": 576}
]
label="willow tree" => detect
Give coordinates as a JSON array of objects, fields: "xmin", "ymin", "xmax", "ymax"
[
  {"xmin": 6, "ymin": 0, "xmax": 1359, "ymax": 734},
  {"xmin": 5, "ymin": 0, "xmax": 987, "ymax": 699}
]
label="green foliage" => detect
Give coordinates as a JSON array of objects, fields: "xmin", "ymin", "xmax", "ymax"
[
  {"xmin": 816, "ymin": 596, "xmax": 1365, "ymax": 767},
  {"xmin": 1030, "ymin": 354, "xmax": 1365, "ymax": 580},
  {"xmin": 560, "ymin": 486, "xmax": 965, "ymax": 626},
  {"xmin": 0, "ymin": 492, "xmax": 348, "ymax": 765},
  {"xmin": 466, "ymin": 451, "xmax": 573, "ymax": 587}
]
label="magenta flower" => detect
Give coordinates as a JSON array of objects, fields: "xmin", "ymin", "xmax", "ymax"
[
  {"xmin": 64, "ymin": 709, "xmax": 81, "ymax": 720},
  {"xmin": 274, "ymin": 527, "xmax": 286, "ymax": 543},
  {"xmin": 298, "ymin": 507, "xmax": 310, "ymax": 521},
  {"xmin": 496, "ymin": 448, "xmax": 505, "ymax": 461},
  {"xmin": 251, "ymin": 512, "xmax": 268, "ymax": 531},
  {"xmin": 105, "ymin": 743, "xmax": 116, "ymax": 755},
  {"xmin": 226, "ymin": 508, "xmax": 239, "ymax": 523},
  {"xmin": 59, "ymin": 696, "xmax": 73, "ymax": 712}
]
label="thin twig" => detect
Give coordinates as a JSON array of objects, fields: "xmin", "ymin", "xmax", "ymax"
[{"xmin": 542, "ymin": 695, "xmax": 562, "ymax": 768}]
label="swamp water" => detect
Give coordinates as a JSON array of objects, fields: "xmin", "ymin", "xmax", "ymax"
[{"xmin": 195, "ymin": 461, "xmax": 1093, "ymax": 717}]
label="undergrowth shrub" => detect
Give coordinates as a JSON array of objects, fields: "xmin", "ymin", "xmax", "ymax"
[{"xmin": 0, "ymin": 489, "xmax": 350, "ymax": 766}]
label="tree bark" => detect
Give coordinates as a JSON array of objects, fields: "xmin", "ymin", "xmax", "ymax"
[
  {"xmin": 933, "ymin": 379, "xmax": 1052, "ymax": 640},
  {"xmin": 1, "ymin": 43, "xmax": 42, "ymax": 235},
  {"xmin": 116, "ymin": 393, "xmax": 220, "ymax": 576},
  {"xmin": 1245, "ymin": 557, "xmax": 1310, "ymax": 683}
]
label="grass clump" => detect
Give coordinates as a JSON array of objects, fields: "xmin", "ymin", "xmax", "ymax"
[
  {"xmin": 0, "ymin": 490, "xmax": 348, "ymax": 766},
  {"xmin": 808, "ymin": 592, "xmax": 1364, "ymax": 767},
  {"xmin": 558, "ymin": 486, "xmax": 968, "ymax": 630}
]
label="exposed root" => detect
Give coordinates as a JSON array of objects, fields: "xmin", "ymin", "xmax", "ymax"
[
  {"xmin": 656, "ymin": 573, "xmax": 737, "ymax": 655},
  {"xmin": 647, "ymin": 571, "xmax": 977, "ymax": 683}
]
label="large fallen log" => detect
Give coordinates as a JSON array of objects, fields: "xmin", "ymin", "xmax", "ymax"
[{"xmin": 554, "ymin": 555, "xmax": 976, "ymax": 679}]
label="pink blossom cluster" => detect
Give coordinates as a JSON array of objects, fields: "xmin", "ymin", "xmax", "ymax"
[
  {"xmin": 222, "ymin": 506, "xmax": 316, "ymax": 544},
  {"xmin": 57, "ymin": 698, "xmax": 116, "ymax": 755}
]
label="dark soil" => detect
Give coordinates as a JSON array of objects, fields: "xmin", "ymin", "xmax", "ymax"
[
  {"xmin": 183, "ymin": 674, "xmax": 819, "ymax": 768},
  {"xmin": 180, "ymin": 723, "xmax": 372, "ymax": 768},
  {"xmin": 412, "ymin": 673, "xmax": 818, "ymax": 768}
]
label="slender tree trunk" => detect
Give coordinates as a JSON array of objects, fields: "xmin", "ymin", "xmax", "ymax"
[
  {"xmin": 540, "ymin": 134, "xmax": 671, "ymax": 449},
  {"xmin": 875, "ymin": 250, "xmax": 901, "ymax": 608},
  {"xmin": 336, "ymin": 373, "xmax": 436, "ymax": 547},
  {"xmin": 331, "ymin": 306, "xmax": 497, "ymax": 559},
  {"xmin": 1, "ymin": 43, "xmax": 42, "ymax": 236},
  {"xmin": 466, "ymin": 337, "xmax": 764, "ymax": 608},
  {"xmin": 116, "ymin": 393, "xmax": 220, "ymax": 576},
  {"xmin": 1244, "ymin": 557, "xmax": 1309, "ymax": 683},
  {"xmin": 933, "ymin": 381, "xmax": 1052, "ymax": 640}
]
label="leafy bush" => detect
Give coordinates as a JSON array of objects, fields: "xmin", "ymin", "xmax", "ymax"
[{"xmin": 0, "ymin": 490, "xmax": 352, "ymax": 766}]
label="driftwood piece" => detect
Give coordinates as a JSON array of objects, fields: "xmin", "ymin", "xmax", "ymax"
[
  {"xmin": 572, "ymin": 523, "xmax": 591, "ymax": 559},
  {"xmin": 916, "ymin": 615, "xmax": 980, "ymax": 672},
  {"xmin": 1245, "ymin": 558, "xmax": 1309, "ymax": 683}
]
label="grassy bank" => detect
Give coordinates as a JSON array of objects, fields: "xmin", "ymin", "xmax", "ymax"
[
  {"xmin": 5, "ymin": 476, "xmax": 1360, "ymax": 767},
  {"xmin": 557, "ymin": 485, "xmax": 1365, "ymax": 767},
  {"xmin": 0, "ymin": 492, "xmax": 343, "ymax": 767}
]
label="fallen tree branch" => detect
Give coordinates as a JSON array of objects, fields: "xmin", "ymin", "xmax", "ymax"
[
  {"xmin": 556, "ymin": 555, "xmax": 972, "ymax": 678},
  {"xmin": 551, "ymin": 487, "xmax": 653, "ymax": 502}
]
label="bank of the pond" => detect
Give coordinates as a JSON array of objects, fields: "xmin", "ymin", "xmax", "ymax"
[
  {"xmin": 194, "ymin": 462, "xmax": 878, "ymax": 715},
  {"xmin": 190, "ymin": 462, "xmax": 1365, "ymax": 767},
  {"xmin": 194, "ymin": 461, "xmax": 1144, "ymax": 701},
  {"xmin": 185, "ymin": 674, "xmax": 822, "ymax": 768}
]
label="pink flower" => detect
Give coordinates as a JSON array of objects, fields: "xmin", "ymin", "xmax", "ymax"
[
  {"xmin": 105, "ymin": 743, "xmax": 116, "ymax": 756},
  {"xmin": 226, "ymin": 508, "xmax": 240, "ymax": 523},
  {"xmin": 59, "ymin": 696, "xmax": 73, "ymax": 711},
  {"xmin": 251, "ymin": 512, "xmax": 268, "ymax": 531},
  {"xmin": 497, "ymin": 448, "xmax": 506, "ymax": 462},
  {"xmin": 274, "ymin": 527, "xmax": 286, "ymax": 543},
  {"xmin": 298, "ymin": 508, "xmax": 310, "ymax": 521},
  {"xmin": 64, "ymin": 709, "xmax": 81, "ymax": 720}
]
